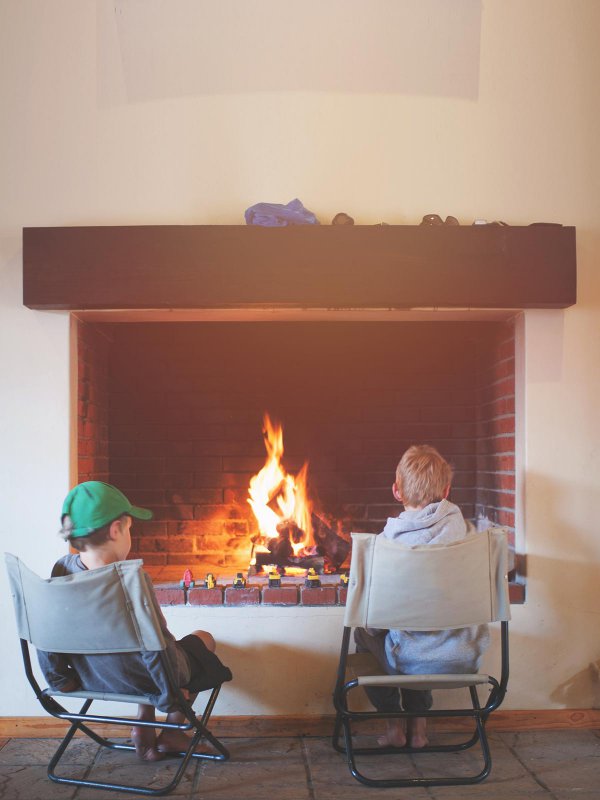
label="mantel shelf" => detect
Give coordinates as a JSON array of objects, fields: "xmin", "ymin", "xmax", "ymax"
[{"xmin": 23, "ymin": 224, "xmax": 576, "ymax": 311}]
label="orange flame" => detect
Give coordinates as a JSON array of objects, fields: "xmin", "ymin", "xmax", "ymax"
[{"xmin": 248, "ymin": 415, "xmax": 313, "ymax": 554}]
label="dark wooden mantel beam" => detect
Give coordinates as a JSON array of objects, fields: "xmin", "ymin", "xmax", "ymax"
[{"xmin": 23, "ymin": 224, "xmax": 576, "ymax": 311}]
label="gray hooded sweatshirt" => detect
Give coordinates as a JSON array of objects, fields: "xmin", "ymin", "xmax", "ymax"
[{"xmin": 381, "ymin": 499, "xmax": 490, "ymax": 674}]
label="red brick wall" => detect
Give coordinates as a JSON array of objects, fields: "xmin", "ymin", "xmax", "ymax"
[
  {"xmin": 77, "ymin": 321, "xmax": 515, "ymax": 571},
  {"xmin": 77, "ymin": 320, "xmax": 110, "ymax": 482},
  {"xmin": 475, "ymin": 320, "xmax": 516, "ymax": 546}
]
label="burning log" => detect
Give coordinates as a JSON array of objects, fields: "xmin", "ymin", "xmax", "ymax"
[
  {"xmin": 249, "ymin": 513, "xmax": 349, "ymax": 575},
  {"xmin": 259, "ymin": 518, "xmax": 325, "ymax": 572},
  {"xmin": 311, "ymin": 513, "xmax": 350, "ymax": 570},
  {"xmin": 251, "ymin": 546, "xmax": 325, "ymax": 574},
  {"xmin": 275, "ymin": 518, "xmax": 305, "ymax": 545},
  {"xmin": 269, "ymin": 528, "xmax": 294, "ymax": 562},
  {"xmin": 287, "ymin": 554, "xmax": 326, "ymax": 572}
]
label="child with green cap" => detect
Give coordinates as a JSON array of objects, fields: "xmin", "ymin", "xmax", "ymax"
[{"xmin": 38, "ymin": 481, "xmax": 232, "ymax": 762}]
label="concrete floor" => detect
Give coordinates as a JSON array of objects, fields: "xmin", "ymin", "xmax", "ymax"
[{"xmin": 0, "ymin": 729, "xmax": 599, "ymax": 799}]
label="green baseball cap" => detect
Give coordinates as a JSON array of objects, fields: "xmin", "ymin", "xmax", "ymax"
[{"xmin": 61, "ymin": 481, "xmax": 153, "ymax": 538}]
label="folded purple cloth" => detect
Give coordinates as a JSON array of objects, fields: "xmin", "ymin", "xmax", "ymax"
[{"xmin": 245, "ymin": 198, "xmax": 320, "ymax": 226}]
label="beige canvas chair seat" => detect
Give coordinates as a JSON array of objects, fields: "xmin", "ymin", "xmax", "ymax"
[
  {"xmin": 5, "ymin": 554, "xmax": 230, "ymax": 797},
  {"xmin": 332, "ymin": 528, "xmax": 511, "ymax": 788},
  {"xmin": 345, "ymin": 650, "xmax": 489, "ymax": 689},
  {"xmin": 45, "ymin": 688, "xmax": 166, "ymax": 704}
]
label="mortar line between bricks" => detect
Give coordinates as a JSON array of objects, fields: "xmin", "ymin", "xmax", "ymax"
[
  {"xmin": 300, "ymin": 736, "xmax": 317, "ymax": 800},
  {"xmin": 72, "ymin": 737, "xmax": 104, "ymax": 799},
  {"xmin": 408, "ymin": 750, "xmax": 436, "ymax": 798},
  {"xmin": 504, "ymin": 740, "xmax": 559, "ymax": 799}
]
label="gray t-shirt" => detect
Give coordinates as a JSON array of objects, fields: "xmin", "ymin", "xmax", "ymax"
[{"xmin": 37, "ymin": 554, "xmax": 191, "ymax": 712}]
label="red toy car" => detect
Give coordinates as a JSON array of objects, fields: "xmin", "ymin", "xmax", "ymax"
[{"xmin": 180, "ymin": 568, "xmax": 195, "ymax": 590}]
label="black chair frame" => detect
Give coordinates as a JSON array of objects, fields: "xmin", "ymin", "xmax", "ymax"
[
  {"xmin": 332, "ymin": 622, "xmax": 509, "ymax": 788},
  {"xmin": 20, "ymin": 637, "xmax": 230, "ymax": 796}
]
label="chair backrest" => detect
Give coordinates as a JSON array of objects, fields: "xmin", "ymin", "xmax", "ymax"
[
  {"xmin": 343, "ymin": 528, "xmax": 511, "ymax": 630},
  {"xmin": 5, "ymin": 554, "xmax": 166, "ymax": 654}
]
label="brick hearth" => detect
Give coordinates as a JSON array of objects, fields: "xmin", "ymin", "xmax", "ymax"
[{"xmin": 153, "ymin": 574, "xmax": 525, "ymax": 607}]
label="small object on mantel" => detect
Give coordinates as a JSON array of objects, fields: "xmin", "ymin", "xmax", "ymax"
[
  {"xmin": 421, "ymin": 213, "xmax": 444, "ymax": 225},
  {"xmin": 331, "ymin": 212, "xmax": 355, "ymax": 225},
  {"xmin": 233, "ymin": 572, "xmax": 247, "ymax": 589},
  {"xmin": 421, "ymin": 214, "xmax": 460, "ymax": 226},
  {"xmin": 204, "ymin": 573, "xmax": 216, "ymax": 589},
  {"xmin": 180, "ymin": 568, "xmax": 195, "ymax": 590},
  {"xmin": 305, "ymin": 568, "xmax": 321, "ymax": 588},
  {"xmin": 244, "ymin": 198, "xmax": 320, "ymax": 226},
  {"xmin": 339, "ymin": 573, "xmax": 349, "ymax": 587}
]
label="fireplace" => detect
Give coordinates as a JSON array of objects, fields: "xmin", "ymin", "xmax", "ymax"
[
  {"xmin": 76, "ymin": 317, "xmax": 517, "ymax": 582},
  {"xmin": 24, "ymin": 223, "xmax": 577, "ymax": 604}
]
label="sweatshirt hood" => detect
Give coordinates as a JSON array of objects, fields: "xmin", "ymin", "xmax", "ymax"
[{"xmin": 381, "ymin": 498, "xmax": 467, "ymax": 546}]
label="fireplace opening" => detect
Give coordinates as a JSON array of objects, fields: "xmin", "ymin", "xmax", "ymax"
[{"xmin": 75, "ymin": 320, "xmax": 517, "ymax": 584}]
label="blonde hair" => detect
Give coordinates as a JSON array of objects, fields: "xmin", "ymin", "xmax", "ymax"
[{"xmin": 395, "ymin": 445, "xmax": 453, "ymax": 508}]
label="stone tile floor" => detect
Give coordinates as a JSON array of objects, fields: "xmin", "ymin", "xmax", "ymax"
[{"xmin": 1, "ymin": 729, "xmax": 599, "ymax": 799}]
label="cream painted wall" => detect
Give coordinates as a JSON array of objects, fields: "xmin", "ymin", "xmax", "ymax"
[{"xmin": 1, "ymin": 0, "xmax": 599, "ymax": 716}]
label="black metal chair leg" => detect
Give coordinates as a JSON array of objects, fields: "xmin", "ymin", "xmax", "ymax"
[
  {"xmin": 334, "ymin": 683, "xmax": 496, "ymax": 788},
  {"xmin": 44, "ymin": 688, "xmax": 230, "ymax": 795},
  {"xmin": 332, "ymin": 711, "xmax": 345, "ymax": 753}
]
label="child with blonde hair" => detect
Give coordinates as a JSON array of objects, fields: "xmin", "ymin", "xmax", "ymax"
[{"xmin": 355, "ymin": 445, "xmax": 489, "ymax": 748}]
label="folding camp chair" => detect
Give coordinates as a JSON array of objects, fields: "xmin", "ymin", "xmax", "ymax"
[
  {"xmin": 5, "ymin": 554, "xmax": 230, "ymax": 796},
  {"xmin": 332, "ymin": 528, "xmax": 510, "ymax": 788}
]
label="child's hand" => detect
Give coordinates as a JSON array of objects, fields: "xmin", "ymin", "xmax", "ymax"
[{"xmin": 60, "ymin": 678, "xmax": 81, "ymax": 692}]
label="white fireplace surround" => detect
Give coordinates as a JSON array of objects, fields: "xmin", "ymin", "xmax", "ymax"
[
  {"xmin": 4, "ymin": 303, "xmax": 573, "ymax": 719},
  {"xmin": 1, "ymin": 0, "xmax": 599, "ymax": 720}
]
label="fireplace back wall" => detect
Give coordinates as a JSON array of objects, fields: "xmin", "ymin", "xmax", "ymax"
[{"xmin": 76, "ymin": 320, "xmax": 515, "ymax": 576}]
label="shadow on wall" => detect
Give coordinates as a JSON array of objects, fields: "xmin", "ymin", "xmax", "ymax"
[
  {"xmin": 524, "ymin": 471, "xmax": 600, "ymax": 708},
  {"xmin": 551, "ymin": 661, "xmax": 600, "ymax": 709},
  {"xmin": 214, "ymin": 641, "xmax": 339, "ymax": 715}
]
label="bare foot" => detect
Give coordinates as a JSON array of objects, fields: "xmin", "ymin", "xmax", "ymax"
[
  {"xmin": 377, "ymin": 719, "xmax": 407, "ymax": 748},
  {"xmin": 156, "ymin": 729, "xmax": 193, "ymax": 754},
  {"xmin": 131, "ymin": 726, "xmax": 164, "ymax": 762},
  {"xmin": 407, "ymin": 717, "xmax": 429, "ymax": 749}
]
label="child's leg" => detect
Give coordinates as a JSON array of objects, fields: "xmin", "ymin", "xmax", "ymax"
[
  {"xmin": 156, "ymin": 630, "xmax": 214, "ymax": 754},
  {"xmin": 407, "ymin": 716, "xmax": 428, "ymax": 748},
  {"xmin": 377, "ymin": 716, "xmax": 406, "ymax": 748},
  {"xmin": 131, "ymin": 704, "xmax": 164, "ymax": 761},
  {"xmin": 190, "ymin": 629, "xmax": 215, "ymax": 652},
  {"xmin": 401, "ymin": 689, "xmax": 432, "ymax": 748},
  {"xmin": 354, "ymin": 628, "xmax": 406, "ymax": 747}
]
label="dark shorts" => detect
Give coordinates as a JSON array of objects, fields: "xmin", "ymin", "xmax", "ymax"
[{"xmin": 177, "ymin": 634, "xmax": 232, "ymax": 693}]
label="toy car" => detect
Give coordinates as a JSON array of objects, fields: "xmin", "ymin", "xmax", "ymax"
[
  {"xmin": 305, "ymin": 568, "xmax": 321, "ymax": 588},
  {"xmin": 233, "ymin": 572, "xmax": 247, "ymax": 589},
  {"xmin": 268, "ymin": 570, "xmax": 281, "ymax": 588},
  {"xmin": 180, "ymin": 568, "xmax": 195, "ymax": 590}
]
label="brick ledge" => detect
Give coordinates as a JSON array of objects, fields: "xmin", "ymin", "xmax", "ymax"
[{"xmin": 155, "ymin": 581, "xmax": 525, "ymax": 606}]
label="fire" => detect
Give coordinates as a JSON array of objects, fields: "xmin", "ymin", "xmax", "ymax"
[{"xmin": 248, "ymin": 415, "xmax": 313, "ymax": 555}]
